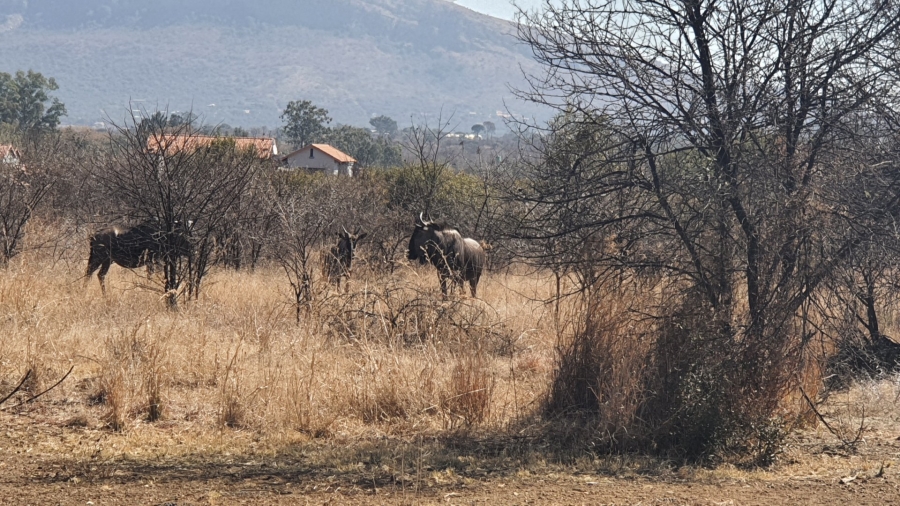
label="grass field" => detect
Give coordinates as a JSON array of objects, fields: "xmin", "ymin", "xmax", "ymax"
[
  {"xmin": 1, "ymin": 237, "xmax": 560, "ymax": 438},
  {"xmin": 1, "ymin": 236, "xmax": 899, "ymax": 504}
]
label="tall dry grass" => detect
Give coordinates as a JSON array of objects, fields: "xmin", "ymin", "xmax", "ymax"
[
  {"xmin": 0, "ymin": 233, "xmax": 558, "ymax": 448},
  {"xmin": 540, "ymin": 272, "xmax": 860, "ymax": 464},
  {"xmin": 6, "ymin": 224, "xmax": 890, "ymax": 467}
]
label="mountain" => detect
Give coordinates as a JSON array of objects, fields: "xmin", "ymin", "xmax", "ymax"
[{"xmin": 0, "ymin": 0, "xmax": 547, "ymax": 129}]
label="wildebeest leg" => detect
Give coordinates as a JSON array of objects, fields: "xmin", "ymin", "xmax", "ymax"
[
  {"xmin": 97, "ymin": 260, "xmax": 111, "ymax": 294},
  {"xmin": 85, "ymin": 251, "xmax": 105, "ymax": 286},
  {"xmin": 439, "ymin": 273, "xmax": 451, "ymax": 298},
  {"xmin": 145, "ymin": 256, "xmax": 154, "ymax": 278},
  {"xmin": 469, "ymin": 277, "xmax": 478, "ymax": 298}
]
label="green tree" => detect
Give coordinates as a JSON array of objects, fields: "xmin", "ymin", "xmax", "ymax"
[
  {"xmin": 369, "ymin": 115, "xmax": 398, "ymax": 136},
  {"xmin": 482, "ymin": 121, "xmax": 496, "ymax": 138},
  {"xmin": 281, "ymin": 100, "xmax": 331, "ymax": 149},
  {"xmin": 168, "ymin": 112, "xmax": 197, "ymax": 128},
  {"xmin": 0, "ymin": 70, "xmax": 66, "ymax": 133},
  {"xmin": 327, "ymin": 125, "xmax": 402, "ymax": 168},
  {"xmin": 139, "ymin": 111, "xmax": 169, "ymax": 131}
]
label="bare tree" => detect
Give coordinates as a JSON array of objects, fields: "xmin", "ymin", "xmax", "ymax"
[
  {"xmin": 818, "ymin": 117, "xmax": 900, "ymax": 379},
  {"xmin": 0, "ymin": 160, "xmax": 50, "ymax": 265},
  {"xmin": 512, "ymin": 0, "xmax": 900, "ymax": 459},
  {"xmin": 0, "ymin": 133, "xmax": 55, "ymax": 265},
  {"xmin": 209, "ymin": 171, "xmax": 278, "ymax": 271},
  {"xmin": 272, "ymin": 174, "xmax": 346, "ymax": 322},
  {"xmin": 398, "ymin": 113, "xmax": 459, "ymax": 217},
  {"xmin": 95, "ymin": 110, "xmax": 263, "ymax": 308}
]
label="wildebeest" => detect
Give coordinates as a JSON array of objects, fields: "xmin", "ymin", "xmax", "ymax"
[
  {"xmin": 407, "ymin": 213, "xmax": 485, "ymax": 297},
  {"xmin": 85, "ymin": 221, "xmax": 192, "ymax": 293},
  {"xmin": 322, "ymin": 226, "xmax": 367, "ymax": 291}
]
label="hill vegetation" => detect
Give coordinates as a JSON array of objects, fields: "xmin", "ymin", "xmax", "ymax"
[{"xmin": 0, "ymin": 0, "xmax": 544, "ymax": 127}]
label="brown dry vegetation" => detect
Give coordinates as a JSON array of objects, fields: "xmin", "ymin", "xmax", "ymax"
[
  {"xmin": 0, "ymin": 225, "xmax": 899, "ymax": 504},
  {"xmin": 0, "ymin": 231, "xmax": 556, "ymax": 440}
]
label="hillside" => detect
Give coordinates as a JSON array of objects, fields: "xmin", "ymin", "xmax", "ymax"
[{"xmin": 0, "ymin": 0, "xmax": 546, "ymax": 128}]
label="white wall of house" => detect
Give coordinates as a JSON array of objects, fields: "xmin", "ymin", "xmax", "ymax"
[
  {"xmin": 283, "ymin": 146, "xmax": 355, "ymax": 176},
  {"xmin": 1, "ymin": 150, "xmax": 20, "ymax": 166}
]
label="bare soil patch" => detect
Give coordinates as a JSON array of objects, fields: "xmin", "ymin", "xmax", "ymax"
[{"xmin": 2, "ymin": 401, "xmax": 899, "ymax": 505}]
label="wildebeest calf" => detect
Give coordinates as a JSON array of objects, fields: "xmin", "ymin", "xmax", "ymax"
[
  {"xmin": 322, "ymin": 227, "xmax": 367, "ymax": 291},
  {"xmin": 407, "ymin": 213, "xmax": 485, "ymax": 297},
  {"xmin": 86, "ymin": 222, "xmax": 192, "ymax": 293}
]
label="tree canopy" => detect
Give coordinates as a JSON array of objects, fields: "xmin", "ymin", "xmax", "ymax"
[
  {"xmin": 327, "ymin": 125, "xmax": 402, "ymax": 168},
  {"xmin": 0, "ymin": 70, "xmax": 66, "ymax": 133},
  {"xmin": 280, "ymin": 100, "xmax": 331, "ymax": 149},
  {"xmin": 369, "ymin": 115, "xmax": 398, "ymax": 136}
]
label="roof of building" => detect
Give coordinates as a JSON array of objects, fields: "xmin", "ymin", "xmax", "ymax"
[
  {"xmin": 147, "ymin": 134, "xmax": 277, "ymax": 159},
  {"xmin": 0, "ymin": 145, "xmax": 21, "ymax": 158},
  {"xmin": 284, "ymin": 143, "xmax": 357, "ymax": 164}
]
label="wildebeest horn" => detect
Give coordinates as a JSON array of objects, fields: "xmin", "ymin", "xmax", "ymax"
[
  {"xmin": 342, "ymin": 225, "xmax": 350, "ymax": 236},
  {"xmin": 416, "ymin": 212, "xmax": 426, "ymax": 227}
]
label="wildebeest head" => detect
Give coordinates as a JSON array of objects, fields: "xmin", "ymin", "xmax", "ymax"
[
  {"xmin": 323, "ymin": 226, "xmax": 367, "ymax": 289},
  {"xmin": 408, "ymin": 213, "xmax": 446, "ymax": 265},
  {"xmin": 336, "ymin": 226, "xmax": 367, "ymax": 261}
]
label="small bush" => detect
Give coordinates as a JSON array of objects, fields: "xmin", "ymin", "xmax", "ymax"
[
  {"xmin": 638, "ymin": 295, "xmax": 798, "ymax": 465},
  {"xmin": 545, "ymin": 286, "xmax": 799, "ymax": 466},
  {"xmin": 440, "ymin": 350, "xmax": 494, "ymax": 429},
  {"xmin": 218, "ymin": 390, "xmax": 245, "ymax": 429},
  {"xmin": 100, "ymin": 365, "xmax": 129, "ymax": 431},
  {"xmin": 544, "ymin": 290, "xmax": 648, "ymax": 450},
  {"xmin": 825, "ymin": 330, "xmax": 900, "ymax": 390}
]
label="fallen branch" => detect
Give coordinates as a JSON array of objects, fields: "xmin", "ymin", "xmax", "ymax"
[
  {"xmin": 800, "ymin": 386, "xmax": 864, "ymax": 450},
  {"xmin": 0, "ymin": 369, "xmax": 32, "ymax": 406},
  {"xmin": 1, "ymin": 365, "xmax": 74, "ymax": 411}
]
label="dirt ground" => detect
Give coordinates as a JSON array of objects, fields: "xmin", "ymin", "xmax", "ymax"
[{"xmin": 3, "ymin": 408, "xmax": 899, "ymax": 506}]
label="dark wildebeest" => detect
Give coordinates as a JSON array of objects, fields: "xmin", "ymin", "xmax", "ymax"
[
  {"xmin": 86, "ymin": 221, "xmax": 192, "ymax": 293},
  {"xmin": 322, "ymin": 226, "xmax": 367, "ymax": 291},
  {"xmin": 407, "ymin": 213, "xmax": 485, "ymax": 297}
]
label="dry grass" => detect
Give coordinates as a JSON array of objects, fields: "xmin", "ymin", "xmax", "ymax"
[
  {"xmin": 0, "ymin": 241, "xmax": 558, "ymax": 450},
  {"xmin": 4, "ymin": 226, "xmax": 900, "ymax": 490}
]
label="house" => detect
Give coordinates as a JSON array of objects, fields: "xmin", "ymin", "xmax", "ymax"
[
  {"xmin": 281, "ymin": 144, "xmax": 357, "ymax": 177},
  {"xmin": 0, "ymin": 145, "xmax": 22, "ymax": 166},
  {"xmin": 147, "ymin": 134, "xmax": 278, "ymax": 160}
]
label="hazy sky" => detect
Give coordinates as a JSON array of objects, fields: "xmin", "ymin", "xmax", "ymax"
[{"xmin": 453, "ymin": 0, "xmax": 548, "ymax": 20}]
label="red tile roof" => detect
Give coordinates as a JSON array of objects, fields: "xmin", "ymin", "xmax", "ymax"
[
  {"xmin": 147, "ymin": 134, "xmax": 276, "ymax": 159},
  {"xmin": 311, "ymin": 144, "xmax": 356, "ymax": 163},
  {"xmin": 0, "ymin": 145, "xmax": 21, "ymax": 160},
  {"xmin": 285, "ymin": 144, "xmax": 356, "ymax": 164}
]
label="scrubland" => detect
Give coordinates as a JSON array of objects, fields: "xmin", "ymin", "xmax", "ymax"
[
  {"xmin": 0, "ymin": 235, "xmax": 559, "ymax": 438},
  {"xmin": 1, "ymin": 229, "xmax": 899, "ymax": 504}
]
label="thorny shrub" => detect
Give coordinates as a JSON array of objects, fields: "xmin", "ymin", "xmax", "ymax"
[{"xmin": 544, "ymin": 281, "xmax": 804, "ymax": 466}]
